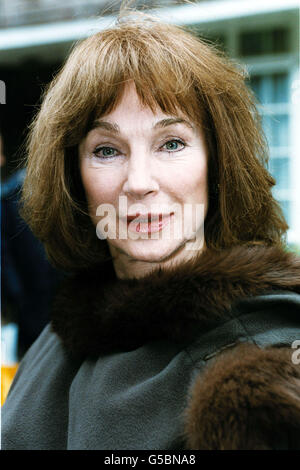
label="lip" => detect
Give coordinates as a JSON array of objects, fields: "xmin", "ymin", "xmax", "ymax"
[
  {"xmin": 126, "ymin": 213, "xmax": 173, "ymax": 222},
  {"xmin": 124, "ymin": 212, "xmax": 174, "ymax": 234}
]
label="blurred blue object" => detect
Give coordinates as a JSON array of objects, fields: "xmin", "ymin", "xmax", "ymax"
[
  {"xmin": 1, "ymin": 169, "xmax": 26, "ymax": 199},
  {"xmin": 1, "ymin": 168, "xmax": 63, "ymax": 359},
  {"xmin": 1, "ymin": 323, "xmax": 18, "ymax": 365}
]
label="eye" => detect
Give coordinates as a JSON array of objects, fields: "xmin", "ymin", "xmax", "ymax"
[
  {"xmin": 161, "ymin": 139, "xmax": 185, "ymax": 152},
  {"xmin": 93, "ymin": 146, "xmax": 119, "ymax": 159}
]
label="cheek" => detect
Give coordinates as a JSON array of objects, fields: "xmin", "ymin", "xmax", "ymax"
[
  {"xmin": 80, "ymin": 165, "xmax": 121, "ymax": 211},
  {"xmin": 174, "ymin": 159, "xmax": 208, "ymax": 203}
]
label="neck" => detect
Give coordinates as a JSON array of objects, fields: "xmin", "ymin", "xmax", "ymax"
[{"xmin": 109, "ymin": 238, "xmax": 205, "ymax": 280}]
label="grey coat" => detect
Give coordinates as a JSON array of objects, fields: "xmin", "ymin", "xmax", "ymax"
[{"xmin": 2, "ymin": 245, "xmax": 300, "ymax": 450}]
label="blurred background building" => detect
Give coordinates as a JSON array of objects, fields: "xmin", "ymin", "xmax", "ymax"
[{"xmin": 0, "ymin": 0, "xmax": 299, "ymax": 365}]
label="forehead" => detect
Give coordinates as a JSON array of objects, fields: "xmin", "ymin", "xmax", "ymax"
[
  {"xmin": 91, "ymin": 81, "xmax": 196, "ymax": 133},
  {"xmin": 102, "ymin": 82, "xmax": 172, "ymax": 121}
]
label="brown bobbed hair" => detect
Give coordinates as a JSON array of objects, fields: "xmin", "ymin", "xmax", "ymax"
[{"xmin": 20, "ymin": 14, "xmax": 288, "ymax": 272}]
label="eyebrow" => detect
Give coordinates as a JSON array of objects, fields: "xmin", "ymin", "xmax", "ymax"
[{"xmin": 89, "ymin": 117, "xmax": 195, "ymax": 134}]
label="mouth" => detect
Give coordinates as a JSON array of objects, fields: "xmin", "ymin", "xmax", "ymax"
[{"xmin": 124, "ymin": 212, "xmax": 175, "ymax": 234}]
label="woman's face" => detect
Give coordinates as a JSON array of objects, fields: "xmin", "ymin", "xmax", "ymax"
[{"xmin": 79, "ymin": 82, "xmax": 208, "ymax": 264}]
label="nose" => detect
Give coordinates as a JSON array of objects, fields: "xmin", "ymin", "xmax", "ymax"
[{"xmin": 122, "ymin": 150, "xmax": 159, "ymax": 199}]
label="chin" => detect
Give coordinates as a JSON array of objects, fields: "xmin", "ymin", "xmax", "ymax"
[{"xmin": 109, "ymin": 238, "xmax": 185, "ymax": 264}]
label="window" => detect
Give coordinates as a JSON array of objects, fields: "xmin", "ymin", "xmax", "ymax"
[
  {"xmin": 249, "ymin": 72, "xmax": 291, "ymax": 225},
  {"xmin": 239, "ymin": 28, "xmax": 289, "ymax": 56}
]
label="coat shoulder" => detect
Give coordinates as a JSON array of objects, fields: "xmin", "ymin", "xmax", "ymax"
[
  {"xmin": 185, "ymin": 290, "xmax": 300, "ymax": 364},
  {"xmin": 183, "ymin": 290, "xmax": 300, "ymax": 450}
]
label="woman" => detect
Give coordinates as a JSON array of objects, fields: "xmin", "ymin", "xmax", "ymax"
[{"xmin": 2, "ymin": 14, "xmax": 300, "ymax": 450}]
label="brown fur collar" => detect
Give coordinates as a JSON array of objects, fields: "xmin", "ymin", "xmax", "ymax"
[
  {"xmin": 51, "ymin": 245, "xmax": 300, "ymax": 358},
  {"xmin": 184, "ymin": 342, "xmax": 300, "ymax": 449}
]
